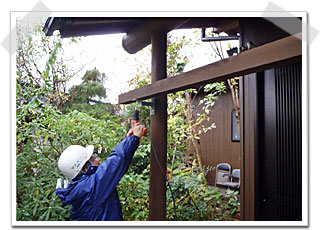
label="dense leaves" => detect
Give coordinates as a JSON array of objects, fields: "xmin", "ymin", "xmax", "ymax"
[
  {"xmin": 16, "ymin": 20, "xmax": 125, "ymax": 221},
  {"xmin": 16, "ymin": 108, "xmax": 126, "ymax": 220},
  {"xmin": 167, "ymin": 165, "xmax": 240, "ymax": 221},
  {"xmin": 118, "ymin": 169, "xmax": 150, "ymax": 220},
  {"xmin": 63, "ymin": 69, "xmax": 117, "ymax": 119}
]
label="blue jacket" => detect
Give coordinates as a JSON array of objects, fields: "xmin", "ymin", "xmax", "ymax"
[{"xmin": 56, "ymin": 136, "xmax": 140, "ymax": 221}]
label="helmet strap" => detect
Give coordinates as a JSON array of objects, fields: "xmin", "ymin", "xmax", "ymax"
[
  {"xmin": 88, "ymin": 159, "xmax": 95, "ymax": 166},
  {"xmin": 77, "ymin": 159, "xmax": 95, "ymax": 178}
]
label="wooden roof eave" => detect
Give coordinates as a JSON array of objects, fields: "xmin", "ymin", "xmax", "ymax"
[
  {"xmin": 43, "ymin": 17, "xmax": 240, "ymax": 53},
  {"xmin": 118, "ymin": 33, "xmax": 302, "ymax": 104},
  {"xmin": 122, "ymin": 19, "xmax": 190, "ymax": 54}
]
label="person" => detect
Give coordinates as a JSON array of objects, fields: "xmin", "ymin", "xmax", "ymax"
[{"xmin": 56, "ymin": 123, "xmax": 144, "ymax": 221}]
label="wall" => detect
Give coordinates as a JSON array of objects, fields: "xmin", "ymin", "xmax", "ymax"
[
  {"xmin": 239, "ymin": 17, "xmax": 302, "ymax": 221},
  {"xmin": 255, "ymin": 63, "xmax": 302, "ymax": 221},
  {"xmin": 192, "ymin": 89, "xmax": 241, "ymax": 185}
]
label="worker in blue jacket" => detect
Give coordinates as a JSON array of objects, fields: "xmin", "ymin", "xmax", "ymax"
[{"xmin": 56, "ymin": 123, "xmax": 143, "ymax": 221}]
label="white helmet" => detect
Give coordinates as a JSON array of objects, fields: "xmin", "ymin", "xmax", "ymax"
[{"xmin": 58, "ymin": 145, "xmax": 94, "ymax": 180}]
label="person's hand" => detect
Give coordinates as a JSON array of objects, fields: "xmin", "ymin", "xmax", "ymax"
[
  {"xmin": 126, "ymin": 128, "xmax": 133, "ymax": 137},
  {"xmin": 132, "ymin": 123, "xmax": 144, "ymax": 138}
]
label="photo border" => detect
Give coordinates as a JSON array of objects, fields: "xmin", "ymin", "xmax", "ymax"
[{"xmin": 11, "ymin": 11, "xmax": 308, "ymax": 227}]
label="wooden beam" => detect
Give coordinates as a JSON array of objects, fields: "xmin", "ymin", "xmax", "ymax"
[
  {"xmin": 122, "ymin": 19, "xmax": 190, "ymax": 54},
  {"xmin": 213, "ymin": 19, "xmax": 239, "ymax": 34},
  {"xmin": 148, "ymin": 31, "xmax": 167, "ymax": 221},
  {"xmin": 118, "ymin": 33, "xmax": 302, "ymax": 104}
]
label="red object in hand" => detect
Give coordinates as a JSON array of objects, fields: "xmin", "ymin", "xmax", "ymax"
[
  {"xmin": 131, "ymin": 120, "xmax": 148, "ymax": 136},
  {"xmin": 131, "ymin": 110, "xmax": 148, "ymax": 137}
]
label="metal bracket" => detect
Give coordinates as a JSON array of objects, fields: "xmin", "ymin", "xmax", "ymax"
[
  {"xmin": 136, "ymin": 98, "xmax": 156, "ymax": 115},
  {"xmin": 201, "ymin": 28, "xmax": 240, "ymax": 42}
]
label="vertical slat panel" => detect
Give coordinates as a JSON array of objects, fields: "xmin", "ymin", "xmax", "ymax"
[
  {"xmin": 275, "ymin": 66, "xmax": 282, "ymax": 219},
  {"xmin": 274, "ymin": 62, "xmax": 302, "ymax": 221},
  {"xmin": 256, "ymin": 62, "xmax": 301, "ymax": 221},
  {"xmin": 297, "ymin": 63, "xmax": 302, "ymax": 220}
]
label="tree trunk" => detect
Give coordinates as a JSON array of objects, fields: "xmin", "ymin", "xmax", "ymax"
[{"xmin": 227, "ymin": 78, "xmax": 240, "ymax": 131}]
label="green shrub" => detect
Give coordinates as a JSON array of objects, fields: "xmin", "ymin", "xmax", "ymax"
[
  {"xmin": 118, "ymin": 168, "xmax": 150, "ymax": 221},
  {"xmin": 16, "ymin": 102, "xmax": 126, "ymax": 221},
  {"xmin": 166, "ymin": 166, "xmax": 240, "ymax": 221}
]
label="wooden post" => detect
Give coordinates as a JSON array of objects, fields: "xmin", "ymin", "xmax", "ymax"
[
  {"xmin": 149, "ymin": 31, "xmax": 167, "ymax": 221},
  {"xmin": 240, "ymin": 73, "xmax": 258, "ymax": 221}
]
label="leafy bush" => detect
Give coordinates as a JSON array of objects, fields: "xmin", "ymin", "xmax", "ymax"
[
  {"xmin": 118, "ymin": 168, "xmax": 150, "ymax": 221},
  {"xmin": 16, "ymin": 101, "xmax": 126, "ymax": 220},
  {"xmin": 62, "ymin": 69, "xmax": 116, "ymax": 119},
  {"xmin": 16, "ymin": 101, "xmax": 67, "ymax": 220},
  {"xmin": 128, "ymin": 143, "xmax": 150, "ymax": 175},
  {"xmin": 16, "ymin": 146, "xmax": 70, "ymax": 221},
  {"xmin": 166, "ymin": 166, "xmax": 214, "ymax": 221},
  {"xmin": 166, "ymin": 166, "xmax": 240, "ymax": 221},
  {"xmin": 49, "ymin": 110, "xmax": 126, "ymax": 158},
  {"xmin": 216, "ymin": 189, "xmax": 240, "ymax": 221},
  {"xmin": 117, "ymin": 141, "xmax": 151, "ymax": 220}
]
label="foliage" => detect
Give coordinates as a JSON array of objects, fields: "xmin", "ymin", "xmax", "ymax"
[
  {"xmin": 68, "ymin": 69, "xmax": 107, "ymax": 104},
  {"xmin": 167, "ymin": 105, "xmax": 189, "ymax": 167},
  {"xmin": 16, "ymin": 20, "xmax": 126, "ymax": 221},
  {"xmin": 16, "ymin": 20, "xmax": 68, "ymax": 220},
  {"xmin": 63, "ymin": 68, "xmax": 115, "ymax": 119},
  {"xmin": 167, "ymin": 33, "xmax": 190, "ymax": 77},
  {"xmin": 49, "ymin": 110, "xmax": 126, "ymax": 157},
  {"xmin": 16, "ymin": 19, "xmax": 80, "ymax": 110},
  {"xmin": 16, "ymin": 102, "xmax": 68, "ymax": 221},
  {"xmin": 166, "ymin": 165, "xmax": 214, "ymax": 220},
  {"xmin": 17, "ymin": 148, "xmax": 71, "ymax": 221},
  {"xmin": 196, "ymin": 82, "xmax": 227, "ymax": 137},
  {"xmin": 166, "ymin": 166, "xmax": 240, "ymax": 221},
  {"xmin": 128, "ymin": 143, "xmax": 151, "ymax": 175},
  {"xmin": 218, "ymin": 189, "xmax": 241, "ymax": 220},
  {"xmin": 16, "ymin": 107, "xmax": 126, "ymax": 220},
  {"xmin": 67, "ymin": 103, "xmax": 115, "ymax": 120},
  {"xmin": 118, "ymin": 168, "xmax": 150, "ymax": 220}
]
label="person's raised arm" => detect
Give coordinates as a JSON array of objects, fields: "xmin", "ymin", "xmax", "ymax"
[{"xmin": 88, "ymin": 124, "xmax": 144, "ymax": 201}]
